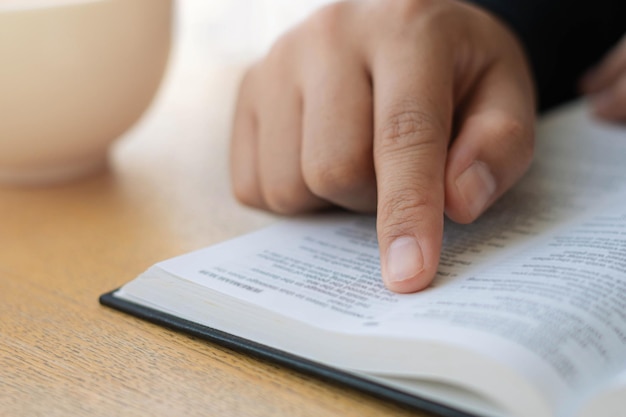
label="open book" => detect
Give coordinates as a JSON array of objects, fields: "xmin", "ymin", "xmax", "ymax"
[{"xmin": 101, "ymin": 100, "xmax": 626, "ymax": 417}]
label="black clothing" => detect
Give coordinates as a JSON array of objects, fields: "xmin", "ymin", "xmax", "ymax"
[{"xmin": 466, "ymin": 0, "xmax": 625, "ymax": 112}]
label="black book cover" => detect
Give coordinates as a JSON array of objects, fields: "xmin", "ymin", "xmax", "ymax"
[{"xmin": 99, "ymin": 290, "xmax": 479, "ymax": 417}]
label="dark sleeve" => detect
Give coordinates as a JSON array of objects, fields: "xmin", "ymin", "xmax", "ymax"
[{"xmin": 464, "ymin": 0, "xmax": 626, "ymax": 112}]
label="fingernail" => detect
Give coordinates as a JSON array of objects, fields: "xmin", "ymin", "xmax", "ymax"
[
  {"xmin": 456, "ymin": 160, "xmax": 496, "ymax": 219},
  {"xmin": 386, "ymin": 236, "xmax": 423, "ymax": 283}
]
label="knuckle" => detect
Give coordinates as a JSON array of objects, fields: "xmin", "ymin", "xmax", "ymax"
[
  {"xmin": 376, "ymin": 0, "xmax": 436, "ymax": 20},
  {"xmin": 236, "ymin": 62, "xmax": 262, "ymax": 101},
  {"xmin": 308, "ymin": 2, "xmax": 347, "ymax": 35},
  {"xmin": 263, "ymin": 181, "xmax": 312, "ymax": 215},
  {"xmin": 372, "ymin": 0, "xmax": 459, "ymax": 36},
  {"xmin": 303, "ymin": 156, "xmax": 373, "ymax": 201},
  {"xmin": 265, "ymin": 32, "xmax": 295, "ymax": 65},
  {"xmin": 493, "ymin": 114, "xmax": 525, "ymax": 142},
  {"xmin": 232, "ymin": 178, "xmax": 261, "ymax": 208},
  {"xmin": 238, "ymin": 66, "xmax": 255, "ymax": 91},
  {"xmin": 294, "ymin": 2, "xmax": 350, "ymax": 54},
  {"xmin": 378, "ymin": 104, "xmax": 447, "ymax": 151},
  {"xmin": 378, "ymin": 191, "xmax": 438, "ymax": 238},
  {"xmin": 265, "ymin": 23, "xmax": 311, "ymax": 70},
  {"xmin": 266, "ymin": 2, "xmax": 349, "ymax": 69},
  {"xmin": 487, "ymin": 113, "xmax": 535, "ymax": 168}
]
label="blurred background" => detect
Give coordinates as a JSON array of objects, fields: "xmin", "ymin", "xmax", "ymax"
[
  {"xmin": 176, "ymin": 0, "xmax": 332, "ymax": 67},
  {"xmin": 103, "ymin": 0, "xmax": 336, "ymax": 245}
]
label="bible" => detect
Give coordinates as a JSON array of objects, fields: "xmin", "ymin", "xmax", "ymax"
[{"xmin": 100, "ymin": 101, "xmax": 626, "ymax": 417}]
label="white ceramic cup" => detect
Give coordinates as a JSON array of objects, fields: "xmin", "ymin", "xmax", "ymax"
[{"xmin": 0, "ymin": 0, "xmax": 172, "ymax": 185}]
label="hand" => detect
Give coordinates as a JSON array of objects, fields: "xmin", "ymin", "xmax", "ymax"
[
  {"xmin": 580, "ymin": 34, "xmax": 626, "ymax": 123},
  {"xmin": 230, "ymin": 0, "xmax": 535, "ymax": 293}
]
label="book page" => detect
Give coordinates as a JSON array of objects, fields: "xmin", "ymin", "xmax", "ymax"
[
  {"xmin": 154, "ymin": 195, "xmax": 626, "ymax": 415},
  {"xmin": 395, "ymin": 195, "xmax": 626, "ymax": 416},
  {"xmin": 577, "ymin": 369, "xmax": 626, "ymax": 417},
  {"xmin": 122, "ymin": 100, "xmax": 626, "ymax": 416}
]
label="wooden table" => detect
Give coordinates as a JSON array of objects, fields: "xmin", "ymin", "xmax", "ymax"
[{"xmin": 0, "ymin": 5, "xmax": 428, "ymax": 416}]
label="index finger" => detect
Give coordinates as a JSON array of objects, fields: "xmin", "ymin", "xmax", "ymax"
[{"xmin": 369, "ymin": 32, "xmax": 453, "ymax": 293}]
